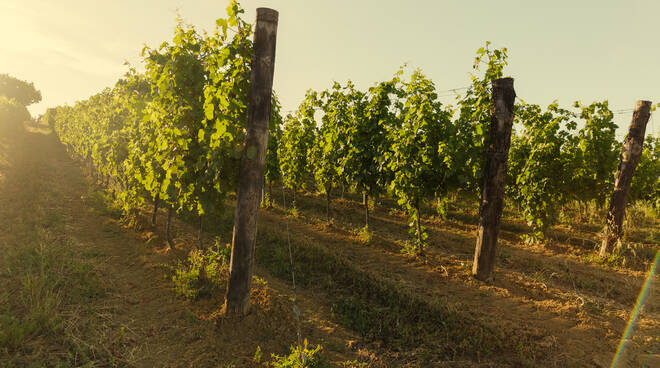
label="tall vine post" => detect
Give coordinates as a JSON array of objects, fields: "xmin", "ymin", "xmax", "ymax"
[
  {"xmin": 599, "ymin": 100, "xmax": 652, "ymax": 257},
  {"xmin": 223, "ymin": 7, "xmax": 279, "ymax": 316},
  {"xmin": 472, "ymin": 77, "xmax": 516, "ymax": 282}
]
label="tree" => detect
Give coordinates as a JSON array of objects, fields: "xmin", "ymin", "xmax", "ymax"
[{"xmin": 0, "ymin": 74, "xmax": 41, "ymax": 106}]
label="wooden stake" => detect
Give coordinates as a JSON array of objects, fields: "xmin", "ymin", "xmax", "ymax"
[
  {"xmin": 198, "ymin": 214, "xmax": 203, "ymax": 249},
  {"xmin": 325, "ymin": 186, "xmax": 331, "ymax": 224},
  {"xmin": 599, "ymin": 100, "xmax": 652, "ymax": 257},
  {"xmin": 472, "ymin": 77, "xmax": 516, "ymax": 282},
  {"xmin": 152, "ymin": 193, "xmax": 159, "ymax": 226},
  {"xmin": 166, "ymin": 206, "xmax": 174, "ymax": 248},
  {"xmin": 364, "ymin": 192, "xmax": 369, "ymax": 228},
  {"xmin": 224, "ymin": 7, "xmax": 279, "ymax": 316}
]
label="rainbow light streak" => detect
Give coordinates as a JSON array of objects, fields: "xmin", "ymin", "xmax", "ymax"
[{"xmin": 610, "ymin": 249, "xmax": 660, "ymax": 368}]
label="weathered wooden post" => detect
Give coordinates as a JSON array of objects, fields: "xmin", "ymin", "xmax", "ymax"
[
  {"xmin": 364, "ymin": 193, "xmax": 370, "ymax": 228},
  {"xmin": 472, "ymin": 77, "xmax": 516, "ymax": 282},
  {"xmin": 599, "ymin": 100, "xmax": 652, "ymax": 258},
  {"xmin": 152, "ymin": 193, "xmax": 159, "ymax": 226},
  {"xmin": 166, "ymin": 206, "xmax": 174, "ymax": 248},
  {"xmin": 224, "ymin": 8, "xmax": 279, "ymax": 316}
]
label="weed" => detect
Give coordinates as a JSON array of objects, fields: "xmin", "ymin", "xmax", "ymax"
[
  {"xmin": 85, "ymin": 187, "xmax": 122, "ymax": 219},
  {"xmin": 521, "ymin": 231, "xmax": 544, "ymax": 245},
  {"xmin": 0, "ymin": 315, "xmax": 39, "ymax": 351},
  {"xmin": 253, "ymin": 345, "xmax": 263, "ymax": 363},
  {"xmin": 172, "ymin": 241, "xmax": 231, "ymax": 300},
  {"xmin": 399, "ymin": 240, "xmax": 420, "ymax": 257},
  {"xmin": 625, "ymin": 200, "xmax": 658, "ymax": 231},
  {"xmin": 435, "ymin": 197, "xmax": 449, "ymax": 219},
  {"xmin": 356, "ymin": 226, "xmax": 372, "ymax": 245},
  {"xmin": 288, "ymin": 206, "xmax": 300, "ymax": 218},
  {"xmin": 268, "ymin": 339, "xmax": 326, "ymax": 368},
  {"xmin": 459, "ymin": 260, "xmax": 472, "ymax": 273},
  {"xmin": 340, "ymin": 360, "xmax": 368, "ymax": 368},
  {"xmin": 262, "ymin": 193, "xmax": 273, "ymax": 208}
]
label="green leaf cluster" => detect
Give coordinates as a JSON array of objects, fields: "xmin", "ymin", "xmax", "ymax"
[{"xmin": 52, "ymin": 1, "xmax": 282, "ymax": 220}]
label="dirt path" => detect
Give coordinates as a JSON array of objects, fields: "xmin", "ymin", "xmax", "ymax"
[
  {"xmin": 261, "ymin": 188, "xmax": 660, "ymax": 367},
  {"xmin": 0, "ymin": 128, "xmax": 369, "ymax": 367}
]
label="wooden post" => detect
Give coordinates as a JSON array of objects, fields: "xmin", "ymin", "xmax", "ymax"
[
  {"xmin": 415, "ymin": 200, "xmax": 423, "ymax": 253},
  {"xmin": 599, "ymin": 100, "xmax": 652, "ymax": 257},
  {"xmin": 198, "ymin": 214, "xmax": 203, "ymax": 249},
  {"xmin": 224, "ymin": 7, "xmax": 278, "ymax": 316},
  {"xmin": 267, "ymin": 181, "xmax": 273, "ymax": 208},
  {"xmin": 152, "ymin": 193, "xmax": 159, "ymax": 226},
  {"xmin": 166, "ymin": 206, "xmax": 174, "ymax": 248},
  {"xmin": 364, "ymin": 192, "xmax": 369, "ymax": 228},
  {"xmin": 325, "ymin": 186, "xmax": 331, "ymax": 224},
  {"xmin": 472, "ymin": 77, "xmax": 516, "ymax": 282}
]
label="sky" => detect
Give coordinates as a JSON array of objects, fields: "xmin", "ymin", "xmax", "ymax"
[{"xmin": 1, "ymin": 0, "xmax": 658, "ymax": 138}]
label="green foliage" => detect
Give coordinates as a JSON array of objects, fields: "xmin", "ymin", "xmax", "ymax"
[
  {"xmin": 630, "ymin": 134, "xmax": 660, "ymax": 207},
  {"xmin": 586, "ymin": 241, "xmax": 655, "ymax": 269},
  {"xmin": 268, "ymin": 340, "xmax": 325, "ymax": 368},
  {"xmin": 508, "ymin": 102, "xmax": 575, "ymax": 241},
  {"xmin": 279, "ymin": 93, "xmax": 317, "ymax": 194},
  {"xmin": 253, "ymin": 345, "xmax": 263, "ymax": 363},
  {"xmin": 288, "ymin": 205, "xmax": 300, "ymax": 218},
  {"xmin": 310, "ymin": 82, "xmax": 356, "ymax": 201},
  {"xmin": 48, "ymin": 19, "xmax": 657, "ymax": 262},
  {"xmin": 346, "ymin": 78, "xmax": 399, "ymax": 226},
  {"xmin": 340, "ymin": 361, "xmax": 368, "ymax": 368},
  {"xmin": 141, "ymin": 16, "xmax": 209, "ymax": 216},
  {"xmin": 454, "ymin": 42, "xmax": 509, "ymax": 195},
  {"xmin": 566, "ymin": 101, "xmax": 619, "ymax": 207},
  {"xmin": 0, "ymin": 73, "xmax": 41, "ymax": 106},
  {"xmin": 357, "ymin": 225, "xmax": 373, "ymax": 245},
  {"xmin": 624, "ymin": 200, "xmax": 659, "ymax": 232},
  {"xmin": 386, "ymin": 69, "xmax": 454, "ymax": 250},
  {"xmin": 51, "ymin": 1, "xmax": 284, "ymax": 223},
  {"xmin": 172, "ymin": 240, "xmax": 231, "ymax": 300},
  {"xmin": 0, "ymin": 315, "xmax": 39, "ymax": 351},
  {"xmin": 265, "ymin": 97, "xmax": 284, "ymax": 187}
]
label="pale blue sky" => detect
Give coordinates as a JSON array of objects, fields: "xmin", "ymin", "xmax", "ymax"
[{"xmin": 1, "ymin": 0, "xmax": 658, "ymax": 137}]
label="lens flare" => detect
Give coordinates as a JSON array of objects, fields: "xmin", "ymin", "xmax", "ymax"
[{"xmin": 610, "ymin": 249, "xmax": 660, "ymax": 368}]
